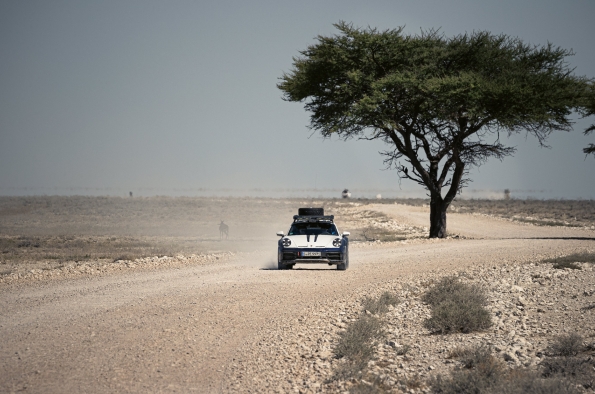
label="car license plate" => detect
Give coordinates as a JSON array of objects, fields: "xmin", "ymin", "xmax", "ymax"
[{"xmin": 302, "ymin": 251, "xmax": 321, "ymax": 257}]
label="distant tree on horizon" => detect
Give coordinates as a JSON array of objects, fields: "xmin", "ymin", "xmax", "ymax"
[{"xmin": 278, "ymin": 22, "xmax": 595, "ymax": 237}]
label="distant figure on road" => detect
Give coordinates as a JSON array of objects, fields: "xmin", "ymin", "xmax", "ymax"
[
  {"xmin": 129, "ymin": 191, "xmax": 133, "ymax": 197},
  {"xmin": 219, "ymin": 221, "xmax": 229, "ymax": 240},
  {"xmin": 342, "ymin": 189, "xmax": 351, "ymax": 198}
]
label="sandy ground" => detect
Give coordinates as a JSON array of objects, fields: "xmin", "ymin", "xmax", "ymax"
[{"xmin": 1, "ymin": 201, "xmax": 594, "ymax": 393}]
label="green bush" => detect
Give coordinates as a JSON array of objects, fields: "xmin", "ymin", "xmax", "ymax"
[{"xmin": 422, "ymin": 276, "xmax": 492, "ymax": 334}]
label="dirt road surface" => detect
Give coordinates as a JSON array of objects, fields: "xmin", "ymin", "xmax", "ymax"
[{"xmin": 1, "ymin": 203, "xmax": 594, "ymax": 393}]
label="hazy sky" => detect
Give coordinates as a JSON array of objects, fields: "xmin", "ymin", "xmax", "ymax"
[{"xmin": 1, "ymin": 0, "xmax": 594, "ymax": 199}]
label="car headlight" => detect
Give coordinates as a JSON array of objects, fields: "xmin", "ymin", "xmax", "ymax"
[
  {"xmin": 333, "ymin": 238, "xmax": 341, "ymax": 247},
  {"xmin": 282, "ymin": 238, "xmax": 291, "ymax": 247}
]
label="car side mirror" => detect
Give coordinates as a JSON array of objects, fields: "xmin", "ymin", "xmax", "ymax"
[
  {"xmin": 276, "ymin": 231, "xmax": 285, "ymax": 237},
  {"xmin": 342, "ymin": 232, "xmax": 350, "ymax": 237}
]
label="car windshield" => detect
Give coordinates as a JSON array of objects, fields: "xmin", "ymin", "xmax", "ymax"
[{"xmin": 288, "ymin": 223, "xmax": 338, "ymax": 236}]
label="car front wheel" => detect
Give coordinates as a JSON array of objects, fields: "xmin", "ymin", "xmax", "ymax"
[
  {"xmin": 278, "ymin": 261, "xmax": 294, "ymax": 270},
  {"xmin": 337, "ymin": 250, "xmax": 349, "ymax": 271}
]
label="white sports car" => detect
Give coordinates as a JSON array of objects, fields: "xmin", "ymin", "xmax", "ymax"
[{"xmin": 276, "ymin": 207, "xmax": 350, "ymax": 270}]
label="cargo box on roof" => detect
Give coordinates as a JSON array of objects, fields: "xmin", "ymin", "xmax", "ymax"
[{"xmin": 298, "ymin": 207, "xmax": 324, "ymax": 216}]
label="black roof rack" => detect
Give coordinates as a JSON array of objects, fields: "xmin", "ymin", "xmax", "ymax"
[{"xmin": 293, "ymin": 215, "xmax": 334, "ymax": 223}]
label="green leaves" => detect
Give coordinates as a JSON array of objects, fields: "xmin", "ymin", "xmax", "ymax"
[
  {"xmin": 278, "ymin": 23, "xmax": 595, "ymax": 230},
  {"xmin": 280, "ymin": 24, "xmax": 591, "ymax": 136}
]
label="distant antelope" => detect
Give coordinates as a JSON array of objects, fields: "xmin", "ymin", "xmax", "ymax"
[{"xmin": 219, "ymin": 221, "xmax": 229, "ymax": 240}]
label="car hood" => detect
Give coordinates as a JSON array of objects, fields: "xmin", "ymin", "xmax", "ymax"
[{"xmin": 284, "ymin": 234, "xmax": 340, "ymax": 248}]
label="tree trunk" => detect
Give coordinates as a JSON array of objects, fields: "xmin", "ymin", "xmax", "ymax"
[{"xmin": 429, "ymin": 196, "xmax": 447, "ymax": 238}]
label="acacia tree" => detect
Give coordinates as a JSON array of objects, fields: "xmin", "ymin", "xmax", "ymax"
[
  {"xmin": 278, "ymin": 22, "xmax": 594, "ymax": 238},
  {"xmin": 584, "ymin": 87, "xmax": 595, "ymax": 156}
]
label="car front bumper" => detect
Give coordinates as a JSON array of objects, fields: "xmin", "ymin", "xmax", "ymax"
[{"xmin": 279, "ymin": 248, "xmax": 345, "ymax": 264}]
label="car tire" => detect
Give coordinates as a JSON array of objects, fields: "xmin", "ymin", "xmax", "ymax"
[
  {"xmin": 278, "ymin": 261, "xmax": 293, "ymax": 270},
  {"xmin": 337, "ymin": 250, "xmax": 349, "ymax": 271}
]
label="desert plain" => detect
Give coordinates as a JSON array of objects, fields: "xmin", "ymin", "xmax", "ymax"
[{"xmin": 1, "ymin": 196, "xmax": 595, "ymax": 393}]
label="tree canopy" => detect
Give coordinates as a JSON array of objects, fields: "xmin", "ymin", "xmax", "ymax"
[
  {"xmin": 278, "ymin": 22, "xmax": 595, "ymax": 237},
  {"xmin": 583, "ymin": 86, "xmax": 595, "ymax": 156}
]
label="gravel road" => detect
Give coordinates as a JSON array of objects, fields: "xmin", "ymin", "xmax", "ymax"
[{"xmin": 1, "ymin": 203, "xmax": 594, "ymax": 393}]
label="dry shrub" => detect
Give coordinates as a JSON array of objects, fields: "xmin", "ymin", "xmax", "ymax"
[
  {"xmin": 362, "ymin": 292, "xmax": 399, "ymax": 315},
  {"xmin": 547, "ymin": 333, "xmax": 584, "ymax": 357},
  {"xmin": 359, "ymin": 227, "xmax": 407, "ymax": 242},
  {"xmin": 491, "ymin": 371, "xmax": 580, "ymax": 394},
  {"xmin": 429, "ymin": 346, "xmax": 504, "ymax": 394},
  {"xmin": 422, "ymin": 276, "xmax": 492, "ymax": 334},
  {"xmin": 541, "ymin": 357, "xmax": 595, "ymax": 390},
  {"xmin": 395, "ymin": 344, "xmax": 410, "ymax": 356},
  {"xmin": 332, "ymin": 313, "xmax": 386, "ymax": 381},
  {"xmin": 333, "ymin": 315, "xmax": 384, "ymax": 362},
  {"xmin": 422, "ymin": 276, "xmax": 486, "ymax": 306},
  {"xmin": 447, "ymin": 346, "xmax": 469, "ymax": 359},
  {"xmin": 0, "ymin": 235, "xmax": 179, "ymax": 264},
  {"xmin": 392, "ymin": 198, "xmax": 595, "ymax": 228},
  {"xmin": 331, "ymin": 293, "xmax": 398, "ymax": 381},
  {"xmin": 513, "ymin": 217, "xmax": 581, "ymax": 227},
  {"xmin": 430, "ymin": 345, "xmax": 580, "ymax": 394},
  {"xmin": 403, "ymin": 374, "xmax": 425, "ymax": 390},
  {"xmin": 430, "ymin": 371, "xmax": 493, "ymax": 394},
  {"xmin": 543, "ymin": 252, "xmax": 595, "ymax": 269},
  {"xmin": 457, "ymin": 346, "xmax": 500, "ymax": 372},
  {"xmin": 332, "ymin": 361, "xmax": 367, "ymax": 382},
  {"xmin": 553, "ymin": 261, "xmax": 582, "ymax": 270},
  {"xmin": 425, "ymin": 300, "xmax": 492, "ymax": 334},
  {"xmin": 348, "ymin": 380, "xmax": 388, "ymax": 394}
]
